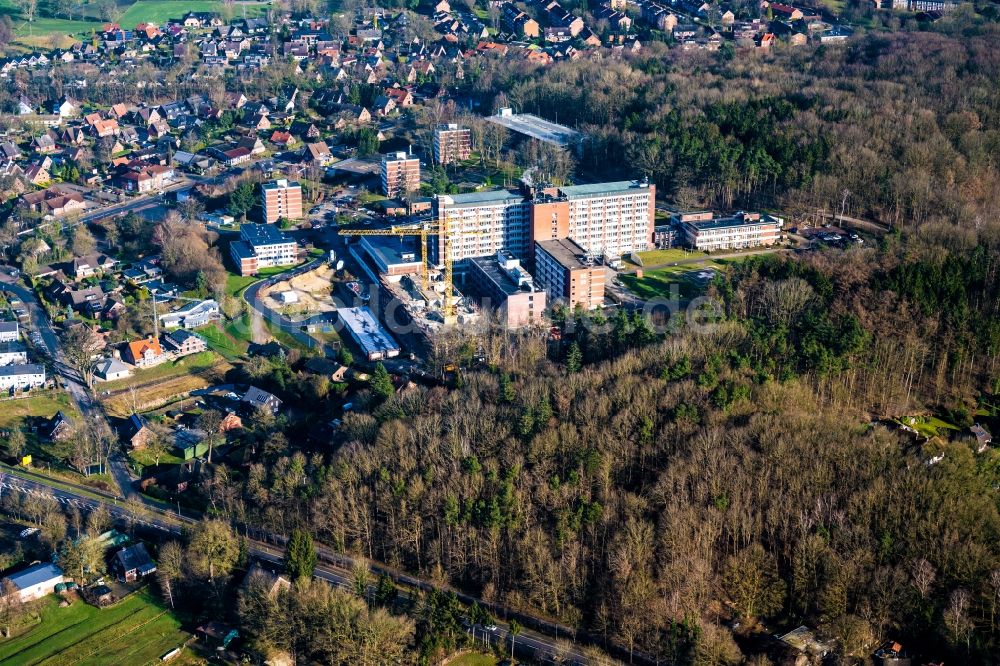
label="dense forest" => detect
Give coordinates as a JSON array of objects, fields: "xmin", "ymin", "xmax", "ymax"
[
  {"xmin": 2, "ymin": 18, "xmax": 999, "ymax": 664},
  {"xmin": 213, "ymin": 29, "xmax": 1000, "ymax": 664}
]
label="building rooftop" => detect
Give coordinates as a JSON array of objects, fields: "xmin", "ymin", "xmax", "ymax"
[
  {"xmin": 338, "ymin": 306, "xmax": 400, "ymax": 357},
  {"xmin": 0, "ymin": 363, "xmax": 44, "ymax": 377},
  {"xmin": 241, "ymin": 223, "xmax": 293, "ymax": 246},
  {"xmin": 5, "ymin": 563, "xmax": 63, "ymax": 590},
  {"xmin": 487, "ymin": 108, "xmax": 581, "ymax": 148},
  {"xmin": 679, "ymin": 212, "xmax": 781, "ymax": 231},
  {"xmin": 470, "ymin": 253, "xmax": 537, "ymax": 296},
  {"xmin": 437, "ymin": 189, "xmax": 525, "ymax": 208},
  {"xmin": 230, "ymin": 240, "xmax": 255, "ymax": 259},
  {"xmin": 261, "ymin": 178, "xmax": 299, "ymax": 191},
  {"xmin": 536, "ymin": 237, "xmax": 595, "ymax": 270},
  {"xmin": 7, "ymin": 562, "xmax": 62, "ymax": 590},
  {"xmin": 360, "ymin": 236, "xmax": 423, "ymax": 269},
  {"xmin": 558, "ymin": 180, "xmax": 650, "ymax": 199}
]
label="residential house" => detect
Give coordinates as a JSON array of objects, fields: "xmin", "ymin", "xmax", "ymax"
[
  {"xmin": 112, "ymin": 543, "xmax": 156, "ymax": 582},
  {"xmin": 94, "ymin": 356, "xmax": 132, "ymax": 382},
  {"xmin": 158, "ymin": 299, "xmax": 219, "ymax": 329},
  {"xmin": 0, "ymin": 341, "xmax": 28, "ymax": 366},
  {"xmin": 0, "ymin": 364, "xmax": 46, "ymax": 391},
  {"xmin": 40, "ymin": 410, "xmax": 74, "ymax": 442},
  {"xmin": 303, "ymin": 141, "xmax": 332, "ymax": 165},
  {"xmin": 122, "ymin": 413, "xmax": 154, "ymax": 449},
  {"xmin": 72, "ymin": 254, "xmax": 117, "ymax": 279},
  {"xmin": 0, "ymin": 322, "xmax": 19, "ymax": 343},
  {"xmin": 242, "ymin": 385, "xmax": 282, "ymax": 414},
  {"xmin": 164, "ymin": 329, "xmax": 207, "ymax": 356},
  {"xmin": 123, "ymin": 336, "xmax": 166, "ymax": 368}
]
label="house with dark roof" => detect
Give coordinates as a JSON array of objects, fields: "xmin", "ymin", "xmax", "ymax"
[
  {"xmin": 241, "ymin": 385, "xmax": 282, "ymax": 414},
  {"xmin": 122, "ymin": 413, "xmax": 154, "ymax": 449},
  {"xmin": 164, "ymin": 329, "xmax": 207, "ymax": 356},
  {"xmin": 113, "ymin": 543, "xmax": 156, "ymax": 582}
]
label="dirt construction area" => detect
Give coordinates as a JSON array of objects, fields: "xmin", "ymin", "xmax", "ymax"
[{"xmin": 260, "ymin": 265, "xmax": 339, "ymax": 319}]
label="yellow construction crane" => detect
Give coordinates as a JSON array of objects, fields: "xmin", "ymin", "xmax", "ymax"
[{"xmin": 340, "ymin": 221, "xmax": 458, "ymax": 319}]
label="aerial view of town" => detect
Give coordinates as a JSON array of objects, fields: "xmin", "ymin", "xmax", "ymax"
[{"xmin": 0, "ymin": 0, "xmax": 996, "ymax": 662}]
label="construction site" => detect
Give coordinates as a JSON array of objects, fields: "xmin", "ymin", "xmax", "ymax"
[
  {"xmin": 343, "ymin": 228, "xmax": 481, "ymax": 336},
  {"xmin": 258, "ymin": 264, "xmax": 340, "ymax": 321}
]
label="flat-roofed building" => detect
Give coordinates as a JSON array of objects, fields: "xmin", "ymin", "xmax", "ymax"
[
  {"xmin": 466, "ymin": 251, "xmax": 545, "ymax": 329},
  {"xmin": 534, "ymin": 238, "xmax": 605, "ymax": 310},
  {"xmin": 433, "ymin": 189, "xmax": 531, "ymax": 263},
  {"xmin": 231, "ymin": 223, "xmax": 298, "ymax": 275},
  {"xmin": 433, "ymin": 124, "xmax": 471, "ymax": 165},
  {"xmin": 337, "ymin": 306, "xmax": 401, "ymax": 360},
  {"xmin": 261, "ymin": 179, "xmax": 303, "ymax": 224},
  {"xmin": 359, "ymin": 236, "xmax": 424, "ymax": 281},
  {"xmin": 676, "ymin": 211, "xmax": 783, "ymax": 251},
  {"xmin": 381, "ymin": 151, "xmax": 420, "ymax": 198},
  {"xmin": 529, "ymin": 180, "xmax": 655, "ymax": 258}
]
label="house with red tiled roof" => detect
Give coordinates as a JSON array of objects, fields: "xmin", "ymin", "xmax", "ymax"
[{"xmin": 123, "ymin": 336, "xmax": 166, "ymax": 368}]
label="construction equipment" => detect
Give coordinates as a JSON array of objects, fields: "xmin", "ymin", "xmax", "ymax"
[{"xmin": 340, "ymin": 221, "xmax": 461, "ymax": 320}]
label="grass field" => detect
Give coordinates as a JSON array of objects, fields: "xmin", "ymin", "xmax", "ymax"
[
  {"xmin": 226, "ymin": 274, "xmax": 259, "ymax": 297},
  {"xmin": 630, "ymin": 248, "xmax": 708, "ymax": 267},
  {"xmin": 619, "ymin": 260, "xmax": 724, "ymax": 301},
  {"xmin": 100, "ymin": 352, "xmax": 234, "ymax": 416},
  {"xmin": 0, "ymin": 590, "xmax": 195, "ymax": 666},
  {"xmin": 448, "ymin": 654, "xmax": 498, "ymax": 666},
  {"xmin": 0, "ymin": 392, "xmax": 80, "ymax": 430},
  {"xmin": 119, "ymin": 0, "xmax": 269, "ymax": 28},
  {"xmin": 195, "ymin": 322, "xmax": 249, "ymax": 360}
]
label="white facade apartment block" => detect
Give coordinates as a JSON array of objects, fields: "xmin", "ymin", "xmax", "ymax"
[
  {"xmin": 561, "ymin": 183, "xmax": 655, "ymax": 258},
  {"xmin": 0, "ymin": 322, "xmax": 18, "ymax": 343},
  {"xmin": 239, "ymin": 224, "xmax": 298, "ymax": 269},
  {"xmin": 0, "ymin": 364, "xmax": 45, "ymax": 390},
  {"xmin": 434, "ymin": 191, "xmax": 530, "ymax": 263}
]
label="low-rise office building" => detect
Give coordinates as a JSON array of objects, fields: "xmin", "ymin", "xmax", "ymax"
[
  {"xmin": 230, "ymin": 224, "xmax": 298, "ymax": 276},
  {"xmin": 676, "ymin": 211, "xmax": 783, "ymax": 251},
  {"xmin": 534, "ymin": 238, "xmax": 605, "ymax": 310}
]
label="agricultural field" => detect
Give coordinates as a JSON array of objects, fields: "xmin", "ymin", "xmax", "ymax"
[
  {"xmin": 118, "ymin": 0, "xmax": 259, "ymax": 29},
  {"xmin": 0, "ymin": 590, "xmax": 199, "ymax": 666}
]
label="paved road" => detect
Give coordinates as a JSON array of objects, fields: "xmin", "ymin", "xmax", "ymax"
[
  {"xmin": 0, "ymin": 466, "xmax": 623, "ymax": 665},
  {"xmin": 241, "ymin": 257, "xmax": 328, "ymax": 351},
  {"xmin": 0, "ymin": 273, "xmax": 137, "ymax": 497}
]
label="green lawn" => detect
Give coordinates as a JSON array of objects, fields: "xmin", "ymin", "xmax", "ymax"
[
  {"xmin": 0, "ymin": 590, "xmax": 193, "ymax": 666},
  {"xmin": 448, "ymin": 654, "xmax": 498, "ymax": 666},
  {"xmin": 619, "ymin": 261, "xmax": 724, "ymax": 301},
  {"xmin": 195, "ymin": 321, "xmax": 249, "ymax": 360},
  {"xmin": 118, "ymin": 0, "xmax": 267, "ymax": 29},
  {"xmin": 226, "ymin": 274, "xmax": 260, "ymax": 298},
  {"xmin": 0, "ymin": 391, "xmax": 80, "ymax": 430},
  {"xmin": 632, "ymin": 248, "xmax": 708, "ymax": 267},
  {"xmin": 264, "ymin": 319, "xmax": 312, "ymax": 352},
  {"xmin": 100, "ymin": 351, "xmax": 220, "ymax": 392}
]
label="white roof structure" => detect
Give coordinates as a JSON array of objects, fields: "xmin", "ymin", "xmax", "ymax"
[
  {"xmin": 487, "ymin": 108, "xmax": 582, "ymax": 148},
  {"xmin": 338, "ymin": 307, "xmax": 400, "ymax": 360}
]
